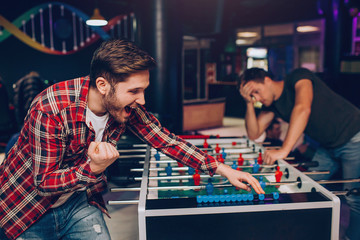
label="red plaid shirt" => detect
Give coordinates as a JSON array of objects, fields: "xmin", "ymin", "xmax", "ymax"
[{"xmin": 0, "ymin": 76, "xmax": 219, "ymax": 239}]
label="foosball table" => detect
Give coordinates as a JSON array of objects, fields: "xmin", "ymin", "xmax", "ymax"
[{"xmin": 109, "ymin": 137, "xmax": 340, "ymax": 240}]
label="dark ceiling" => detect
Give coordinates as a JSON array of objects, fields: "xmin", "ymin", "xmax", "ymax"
[
  {"xmin": 180, "ymin": 0, "xmax": 321, "ymax": 35},
  {"xmin": 2, "ymin": 0, "xmax": 322, "ymax": 37},
  {"xmin": 1, "ymin": 0, "xmax": 132, "ymax": 20}
]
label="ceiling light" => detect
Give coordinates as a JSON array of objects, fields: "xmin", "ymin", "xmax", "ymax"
[
  {"xmin": 236, "ymin": 39, "xmax": 247, "ymax": 45},
  {"xmin": 86, "ymin": 8, "xmax": 108, "ymax": 26},
  {"xmin": 237, "ymin": 32, "xmax": 258, "ymax": 38},
  {"xmin": 296, "ymin": 26, "xmax": 319, "ymax": 33}
]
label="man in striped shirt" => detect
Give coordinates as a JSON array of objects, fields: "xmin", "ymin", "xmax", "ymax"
[{"xmin": 0, "ymin": 39, "xmax": 264, "ymax": 240}]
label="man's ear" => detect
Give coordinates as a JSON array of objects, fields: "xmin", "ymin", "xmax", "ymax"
[
  {"xmin": 264, "ymin": 76, "xmax": 272, "ymax": 85},
  {"xmin": 95, "ymin": 77, "xmax": 110, "ymax": 95}
]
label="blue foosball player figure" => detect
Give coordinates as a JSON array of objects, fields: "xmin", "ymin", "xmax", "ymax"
[
  {"xmin": 206, "ymin": 178, "xmax": 214, "ymax": 195},
  {"xmin": 252, "ymin": 159, "xmax": 260, "ymax": 173}
]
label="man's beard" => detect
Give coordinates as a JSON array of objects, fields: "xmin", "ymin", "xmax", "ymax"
[{"xmin": 103, "ymin": 88, "xmax": 127, "ymax": 123}]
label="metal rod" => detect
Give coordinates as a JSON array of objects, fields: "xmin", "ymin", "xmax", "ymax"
[
  {"xmin": 209, "ymin": 151, "xmax": 256, "ymax": 156},
  {"xmin": 143, "ymin": 156, "xmax": 295, "ymax": 164},
  {"xmin": 134, "ymin": 172, "xmax": 276, "ymax": 181},
  {"xmin": 110, "ymin": 187, "xmax": 143, "ymax": 192},
  {"xmin": 118, "ymin": 149, "xmax": 147, "ymax": 153},
  {"xmin": 132, "ymin": 170, "xmax": 329, "ymax": 181},
  {"xmin": 131, "ymin": 167, "xmax": 189, "ymax": 172},
  {"xmin": 118, "ymin": 144, "xmax": 147, "ymax": 148},
  {"xmin": 316, "ymin": 178, "xmax": 360, "ymax": 184},
  {"xmin": 148, "ymin": 152, "xmax": 257, "ymax": 161},
  {"xmin": 198, "ymin": 145, "xmax": 252, "ymax": 151},
  {"xmin": 110, "ymin": 181, "xmax": 300, "ymax": 192},
  {"xmin": 139, "ymin": 159, "xmax": 317, "ymax": 172},
  {"xmin": 265, "ymin": 146, "xmax": 281, "ymax": 150},
  {"xmin": 332, "ymin": 191, "xmax": 348, "ymax": 196},
  {"xmin": 303, "ymin": 171, "xmax": 330, "ymax": 175},
  {"xmin": 118, "ymin": 154, "xmax": 146, "ymax": 159},
  {"xmin": 332, "ymin": 188, "xmax": 360, "ymax": 196},
  {"xmin": 131, "ymin": 164, "xmax": 276, "ymax": 172},
  {"xmin": 108, "ymin": 200, "xmax": 139, "ymax": 205}
]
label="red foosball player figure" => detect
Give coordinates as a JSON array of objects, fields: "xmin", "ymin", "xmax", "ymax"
[
  {"xmin": 275, "ymin": 166, "xmax": 283, "ymax": 183},
  {"xmin": 216, "ymin": 154, "xmax": 224, "ymax": 163},
  {"xmin": 232, "ymin": 141, "xmax": 237, "ymax": 147},
  {"xmin": 257, "ymin": 150, "xmax": 263, "ymax": 165},
  {"xmin": 215, "ymin": 143, "xmax": 221, "ymax": 154},
  {"xmin": 193, "ymin": 169, "xmax": 201, "ymax": 188},
  {"xmin": 237, "ymin": 153, "xmax": 244, "ymax": 170},
  {"xmin": 203, "ymin": 139, "xmax": 209, "ymax": 149}
]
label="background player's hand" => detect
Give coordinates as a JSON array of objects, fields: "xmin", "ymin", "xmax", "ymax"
[
  {"xmin": 88, "ymin": 142, "xmax": 120, "ymax": 175},
  {"xmin": 215, "ymin": 163, "xmax": 265, "ymax": 194},
  {"xmin": 239, "ymin": 81, "xmax": 256, "ymax": 104},
  {"xmin": 264, "ymin": 148, "xmax": 289, "ymax": 165}
]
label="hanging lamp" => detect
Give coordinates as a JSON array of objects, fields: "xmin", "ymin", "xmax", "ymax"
[{"xmin": 86, "ymin": 8, "xmax": 108, "ymax": 26}]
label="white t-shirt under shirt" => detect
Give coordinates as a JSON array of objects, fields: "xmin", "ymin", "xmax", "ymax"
[
  {"xmin": 51, "ymin": 106, "xmax": 109, "ymax": 208},
  {"xmin": 85, "ymin": 106, "xmax": 109, "ymax": 142}
]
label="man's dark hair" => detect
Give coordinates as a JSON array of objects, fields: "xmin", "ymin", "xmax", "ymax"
[
  {"xmin": 266, "ymin": 118, "xmax": 280, "ymax": 132},
  {"xmin": 13, "ymin": 71, "xmax": 48, "ymax": 129},
  {"xmin": 90, "ymin": 39, "xmax": 157, "ymax": 88},
  {"xmin": 237, "ymin": 68, "xmax": 273, "ymax": 90}
]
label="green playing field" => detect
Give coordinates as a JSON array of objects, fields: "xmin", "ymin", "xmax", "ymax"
[{"xmin": 156, "ymin": 168, "xmax": 279, "ymax": 199}]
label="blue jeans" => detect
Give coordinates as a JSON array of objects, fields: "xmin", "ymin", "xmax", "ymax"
[
  {"xmin": 16, "ymin": 191, "xmax": 111, "ymax": 240},
  {"xmin": 311, "ymin": 131, "xmax": 360, "ymax": 240}
]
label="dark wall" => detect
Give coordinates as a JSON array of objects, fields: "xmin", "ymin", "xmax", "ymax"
[
  {"xmin": 0, "ymin": 0, "xmax": 132, "ymax": 98},
  {"xmin": 319, "ymin": 72, "xmax": 360, "ymax": 109},
  {"xmin": 1, "ymin": 0, "xmax": 358, "ymax": 115},
  {"xmin": 0, "ymin": 0, "xmax": 330, "ymax": 99},
  {"xmin": 0, "ymin": 36, "xmax": 99, "ymax": 98}
]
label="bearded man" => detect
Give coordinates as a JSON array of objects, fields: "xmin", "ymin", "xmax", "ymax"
[{"xmin": 0, "ymin": 39, "xmax": 263, "ymax": 240}]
